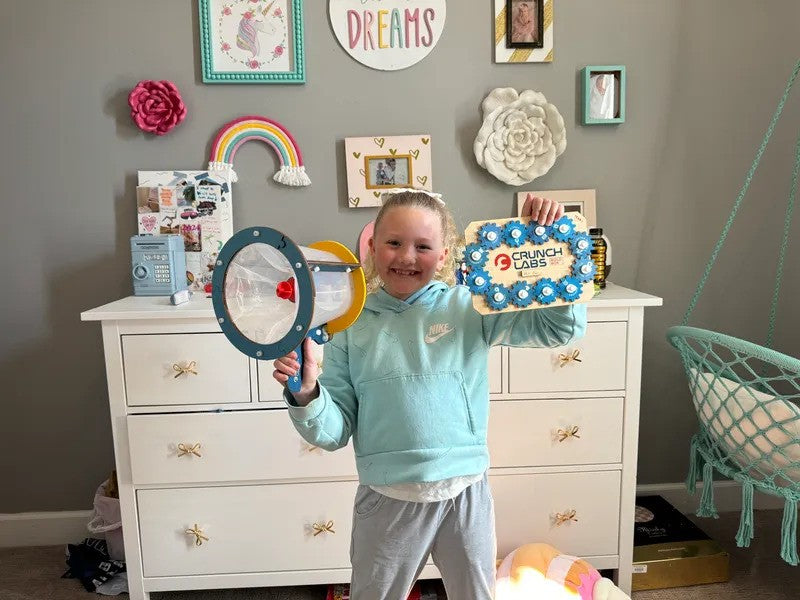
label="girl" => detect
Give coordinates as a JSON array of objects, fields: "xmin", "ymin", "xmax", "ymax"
[{"xmin": 274, "ymin": 189, "xmax": 587, "ymax": 600}]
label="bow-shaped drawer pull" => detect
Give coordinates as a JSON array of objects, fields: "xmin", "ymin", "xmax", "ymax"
[
  {"xmin": 553, "ymin": 509, "xmax": 579, "ymax": 526},
  {"xmin": 312, "ymin": 520, "xmax": 336, "ymax": 536},
  {"xmin": 173, "ymin": 361, "xmax": 198, "ymax": 378},
  {"xmin": 556, "ymin": 426, "xmax": 581, "ymax": 442},
  {"xmin": 557, "ymin": 349, "xmax": 582, "ymax": 368},
  {"xmin": 177, "ymin": 443, "xmax": 202, "ymax": 458},
  {"xmin": 185, "ymin": 524, "xmax": 209, "ymax": 546}
]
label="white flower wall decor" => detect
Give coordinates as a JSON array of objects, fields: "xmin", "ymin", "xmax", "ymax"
[{"xmin": 473, "ymin": 88, "xmax": 566, "ymax": 185}]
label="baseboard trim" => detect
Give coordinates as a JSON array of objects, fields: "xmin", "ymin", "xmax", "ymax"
[
  {"xmin": 636, "ymin": 481, "xmax": 785, "ymax": 514},
  {"xmin": 0, "ymin": 482, "xmax": 787, "ymax": 548},
  {"xmin": 0, "ymin": 510, "xmax": 92, "ymax": 548}
]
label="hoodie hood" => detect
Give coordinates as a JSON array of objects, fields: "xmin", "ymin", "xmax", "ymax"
[{"xmin": 364, "ymin": 281, "xmax": 449, "ymax": 314}]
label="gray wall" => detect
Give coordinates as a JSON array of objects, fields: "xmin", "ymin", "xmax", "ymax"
[{"xmin": 2, "ymin": 0, "xmax": 799, "ymax": 512}]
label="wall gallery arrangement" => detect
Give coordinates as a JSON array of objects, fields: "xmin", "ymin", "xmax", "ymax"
[{"xmin": 131, "ymin": 0, "xmax": 626, "ymax": 279}]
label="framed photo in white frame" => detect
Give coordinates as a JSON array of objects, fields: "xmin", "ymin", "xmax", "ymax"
[
  {"xmin": 516, "ymin": 189, "xmax": 597, "ymax": 228},
  {"xmin": 344, "ymin": 135, "xmax": 433, "ymax": 208}
]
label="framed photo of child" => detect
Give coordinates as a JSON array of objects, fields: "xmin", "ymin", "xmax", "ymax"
[
  {"xmin": 494, "ymin": 0, "xmax": 553, "ymax": 63},
  {"xmin": 582, "ymin": 66, "xmax": 626, "ymax": 125},
  {"xmin": 506, "ymin": 0, "xmax": 544, "ymax": 48},
  {"xmin": 344, "ymin": 135, "xmax": 433, "ymax": 208}
]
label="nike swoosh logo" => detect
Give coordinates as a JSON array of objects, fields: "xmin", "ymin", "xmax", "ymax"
[{"xmin": 424, "ymin": 327, "xmax": 454, "ymax": 344}]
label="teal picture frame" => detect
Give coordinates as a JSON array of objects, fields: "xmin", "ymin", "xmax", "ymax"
[
  {"xmin": 199, "ymin": 0, "xmax": 305, "ymax": 84},
  {"xmin": 582, "ymin": 65, "xmax": 625, "ymax": 125}
]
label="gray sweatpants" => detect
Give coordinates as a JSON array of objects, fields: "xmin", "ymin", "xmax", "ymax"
[{"xmin": 349, "ymin": 474, "xmax": 496, "ymax": 600}]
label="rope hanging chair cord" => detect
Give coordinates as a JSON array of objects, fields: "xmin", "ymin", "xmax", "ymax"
[{"xmin": 668, "ymin": 58, "xmax": 800, "ymax": 566}]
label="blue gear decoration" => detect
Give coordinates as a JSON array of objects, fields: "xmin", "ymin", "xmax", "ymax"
[
  {"xmin": 509, "ymin": 281, "xmax": 535, "ymax": 308},
  {"xmin": 466, "ymin": 268, "xmax": 491, "ymax": 294},
  {"xmin": 533, "ymin": 278, "xmax": 558, "ymax": 305},
  {"xmin": 485, "ymin": 284, "xmax": 511, "ymax": 311},
  {"xmin": 478, "ymin": 223, "xmax": 503, "ymax": 250},
  {"xmin": 502, "ymin": 221, "xmax": 528, "ymax": 248},
  {"xmin": 572, "ymin": 257, "xmax": 597, "ymax": 282},
  {"xmin": 463, "ymin": 243, "xmax": 488, "ymax": 268},
  {"xmin": 570, "ymin": 232, "xmax": 593, "ymax": 258},
  {"xmin": 526, "ymin": 221, "xmax": 551, "ymax": 245},
  {"xmin": 557, "ymin": 277, "xmax": 583, "ymax": 302},
  {"xmin": 551, "ymin": 216, "xmax": 576, "ymax": 242}
]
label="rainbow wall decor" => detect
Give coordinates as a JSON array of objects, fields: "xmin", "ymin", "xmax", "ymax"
[{"xmin": 208, "ymin": 116, "xmax": 311, "ymax": 187}]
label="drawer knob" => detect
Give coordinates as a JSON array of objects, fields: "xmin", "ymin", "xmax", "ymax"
[
  {"xmin": 173, "ymin": 361, "xmax": 198, "ymax": 378},
  {"xmin": 554, "ymin": 509, "xmax": 578, "ymax": 526},
  {"xmin": 557, "ymin": 426, "xmax": 581, "ymax": 442},
  {"xmin": 303, "ymin": 443, "xmax": 322, "ymax": 454},
  {"xmin": 557, "ymin": 349, "xmax": 582, "ymax": 368},
  {"xmin": 185, "ymin": 524, "xmax": 209, "ymax": 546},
  {"xmin": 177, "ymin": 443, "xmax": 202, "ymax": 457},
  {"xmin": 312, "ymin": 520, "xmax": 336, "ymax": 536}
]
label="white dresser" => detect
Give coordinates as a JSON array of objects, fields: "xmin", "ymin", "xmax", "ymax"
[{"xmin": 81, "ymin": 283, "xmax": 660, "ymax": 599}]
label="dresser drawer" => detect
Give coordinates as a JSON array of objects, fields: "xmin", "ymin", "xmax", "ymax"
[
  {"xmin": 128, "ymin": 411, "xmax": 357, "ymax": 484},
  {"xmin": 488, "ymin": 398, "xmax": 623, "ymax": 467},
  {"xmin": 491, "ymin": 470, "xmax": 621, "ymax": 558},
  {"xmin": 122, "ymin": 333, "xmax": 251, "ymax": 406},
  {"xmin": 138, "ymin": 481, "xmax": 357, "ymax": 577},
  {"xmin": 507, "ymin": 322, "xmax": 627, "ymax": 393}
]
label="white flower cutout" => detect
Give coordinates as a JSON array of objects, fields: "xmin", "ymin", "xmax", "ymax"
[{"xmin": 474, "ymin": 88, "xmax": 566, "ymax": 185}]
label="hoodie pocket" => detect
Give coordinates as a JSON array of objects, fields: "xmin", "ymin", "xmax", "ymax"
[{"xmin": 356, "ymin": 372, "xmax": 476, "ymax": 455}]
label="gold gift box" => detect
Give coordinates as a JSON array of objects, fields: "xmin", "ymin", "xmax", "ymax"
[
  {"xmin": 632, "ymin": 537, "xmax": 730, "ymax": 591},
  {"xmin": 632, "ymin": 495, "xmax": 730, "ymax": 591}
]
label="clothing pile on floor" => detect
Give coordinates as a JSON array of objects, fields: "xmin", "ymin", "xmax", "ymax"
[{"xmin": 62, "ymin": 538, "xmax": 128, "ymax": 595}]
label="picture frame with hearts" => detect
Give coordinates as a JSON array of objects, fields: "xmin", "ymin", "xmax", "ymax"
[{"xmin": 344, "ymin": 135, "xmax": 433, "ymax": 208}]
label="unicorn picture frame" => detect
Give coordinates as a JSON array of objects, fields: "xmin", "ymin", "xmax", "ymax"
[{"xmin": 199, "ymin": 0, "xmax": 306, "ymax": 83}]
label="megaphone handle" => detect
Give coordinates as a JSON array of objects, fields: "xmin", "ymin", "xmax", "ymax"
[{"xmin": 286, "ymin": 341, "xmax": 304, "ymax": 393}]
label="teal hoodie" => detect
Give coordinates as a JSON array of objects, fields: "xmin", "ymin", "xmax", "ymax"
[{"xmin": 286, "ymin": 281, "xmax": 587, "ymax": 486}]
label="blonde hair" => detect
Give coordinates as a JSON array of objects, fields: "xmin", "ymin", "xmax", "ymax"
[{"xmin": 363, "ymin": 190, "xmax": 462, "ymax": 293}]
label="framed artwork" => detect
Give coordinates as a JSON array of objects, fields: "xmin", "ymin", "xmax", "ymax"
[
  {"xmin": 516, "ymin": 189, "xmax": 597, "ymax": 228},
  {"xmin": 582, "ymin": 66, "xmax": 626, "ymax": 125},
  {"xmin": 506, "ymin": 0, "xmax": 543, "ymax": 49},
  {"xmin": 494, "ymin": 0, "xmax": 552, "ymax": 63},
  {"xmin": 345, "ymin": 135, "xmax": 433, "ymax": 208},
  {"xmin": 199, "ymin": 0, "xmax": 305, "ymax": 84}
]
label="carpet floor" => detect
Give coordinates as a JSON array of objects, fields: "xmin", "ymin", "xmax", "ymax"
[{"xmin": 0, "ymin": 510, "xmax": 796, "ymax": 599}]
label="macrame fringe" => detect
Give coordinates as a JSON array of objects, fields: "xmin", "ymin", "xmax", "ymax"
[
  {"xmin": 274, "ymin": 166, "xmax": 311, "ymax": 187},
  {"xmin": 686, "ymin": 434, "xmax": 701, "ymax": 495},
  {"xmin": 735, "ymin": 481, "xmax": 754, "ymax": 547},
  {"xmin": 207, "ymin": 161, "xmax": 238, "ymax": 183},
  {"xmin": 780, "ymin": 498, "xmax": 798, "ymax": 566},
  {"xmin": 697, "ymin": 463, "xmax": 719, "ymax": 518}
]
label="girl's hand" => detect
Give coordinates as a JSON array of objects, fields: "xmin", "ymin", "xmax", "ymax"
[
  {"xmin": 521, "ymin": 193, "xmax": 564, "ymax": 226},
  {"xmin": 272, "ymin": 337, "xmax": 320, "ymax": 406}
]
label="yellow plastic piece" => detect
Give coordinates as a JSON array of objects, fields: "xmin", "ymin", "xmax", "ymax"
[{"xmin": 308, "ymin": 240, "xmax": 366, "ymax": 334}]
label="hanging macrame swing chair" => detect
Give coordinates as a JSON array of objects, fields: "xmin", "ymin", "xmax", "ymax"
[{"xmin": 667, "ymin": 59, "xmax": 800, "ymax": 566}]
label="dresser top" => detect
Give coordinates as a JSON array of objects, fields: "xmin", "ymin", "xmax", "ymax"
[{"xmin": 81, "ymin": 282, "xmax": 662, "ymax": 322}]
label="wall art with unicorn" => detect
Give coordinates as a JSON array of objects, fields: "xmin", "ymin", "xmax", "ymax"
[{"xmin": 216, "ymin": 0, "xmax": 289, "ymax": 71}]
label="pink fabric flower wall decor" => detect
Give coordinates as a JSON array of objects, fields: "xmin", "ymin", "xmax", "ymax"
[{"xmin": 128, "ymin": 80, "xmax": 187, "ymax": 136}]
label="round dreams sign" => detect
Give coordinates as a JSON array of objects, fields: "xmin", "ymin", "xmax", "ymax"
[{"xmin": 329, "ymin": 0, "xmax": 446, "ymax": 71}]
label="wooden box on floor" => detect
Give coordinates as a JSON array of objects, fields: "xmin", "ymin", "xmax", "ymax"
[{"xmin": 632, "ymin": 495, "xmax": 730, "ymax": 591}]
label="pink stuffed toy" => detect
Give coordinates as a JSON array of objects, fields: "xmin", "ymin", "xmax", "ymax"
[{"xmin": 496, "ymin": 543, "xmax": 631, "ymax": 600}]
